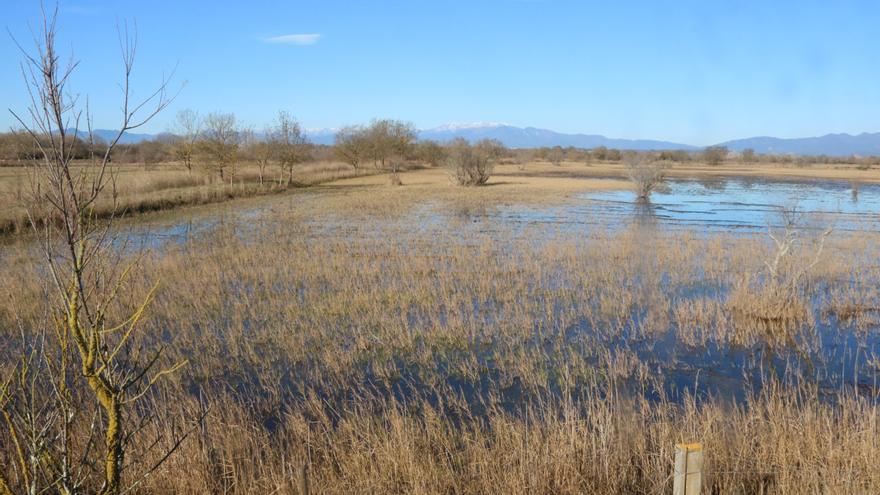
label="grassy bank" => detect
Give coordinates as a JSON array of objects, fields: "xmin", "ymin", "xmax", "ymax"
[{"xmin": 0, "ymin": 160, "xmax": 377, "ymax": 235}]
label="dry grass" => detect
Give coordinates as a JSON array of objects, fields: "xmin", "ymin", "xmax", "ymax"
[
  {"xmin": 2, "ymin": 173, "xmax": 879, "ymax": 493},
  {"xmin": 494, "ymin": 159, "xmax": 880, "ymax": 185},
  {"xmin": 0, "ymin": 160, "xmax": 375, "ymax": 234},
  {"xmin": 3, "ymin": 157, "xmax": 876, "ymax": 236}
]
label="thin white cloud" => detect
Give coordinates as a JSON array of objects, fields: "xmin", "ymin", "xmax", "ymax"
[{"xmin": 263, "ymin": 34, "xmax": 321, "ymax": 45}]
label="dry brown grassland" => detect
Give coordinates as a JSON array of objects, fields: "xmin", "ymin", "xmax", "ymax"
[
  {"xmin": 2, "ymin": 158, "xmax": 878, "ymax": 235},
  {"xmin": 0, "ymin": 160, "xmax": 376, "ymax": 234}
]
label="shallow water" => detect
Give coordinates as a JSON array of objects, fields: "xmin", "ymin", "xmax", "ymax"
[
  {"xmin": 463, "ymin": 178, "xmax": 878, "ymax": 239},
  {"xmin": 578, "ymin": 177, "xmax": 880, "ymax": 232},
  {"xmin": 109, "ymin": 176, "xmax": 880, "ymax": 249},
  {"xmin": 16, "ymin": 176, "xmax": 878, "ymax": 405}
]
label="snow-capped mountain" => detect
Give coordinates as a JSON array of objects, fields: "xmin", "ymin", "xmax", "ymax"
[{"xmin": 425, "ymin": 122, "xmax": 511, "ymax": 132}]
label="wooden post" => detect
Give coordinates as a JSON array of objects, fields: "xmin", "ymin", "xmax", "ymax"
[
  {"xmin": 673, "ymin": 442, "xmax": 703, "ymax": 495},
  {"xmin": 300, "ymin": 463, "xmax": 310, "ymax": 495}
]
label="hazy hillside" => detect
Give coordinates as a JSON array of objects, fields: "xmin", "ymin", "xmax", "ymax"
[{"xmin": 718, "ymin": 133, "xmax": 880, "ymax": 156}]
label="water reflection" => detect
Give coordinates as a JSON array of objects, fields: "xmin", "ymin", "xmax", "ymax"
[
  {"xmin": 630, "ymin": 200, "xmax": 660, "ymax": 229},
  {"xmin": 452, "ymin": 202, "xmax": 491, "ymax": 223},
  {"xmin": 101, "ymin": 176, "xmax": 880, "ymax": 256},
  {"xmin": 581, "ymin": 177, "xmax": 880, "ymax": 232},
  {"xmin": 695, "ymin": 177, "xmax": 728, "ymax": 192}
]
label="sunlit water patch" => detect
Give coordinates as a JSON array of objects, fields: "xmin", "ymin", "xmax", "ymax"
[
  {"xmin": 578, "ymin": 178, "xmax": 880, "ymax": 232},
  {"xmin": 94, "ymin": 177, "xmax": 880, "ymax": 251}
]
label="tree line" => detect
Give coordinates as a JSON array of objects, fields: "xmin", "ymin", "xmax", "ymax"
[{"xmin": 3, "ymin": 124, "xmax": 879, "ymax": 174}]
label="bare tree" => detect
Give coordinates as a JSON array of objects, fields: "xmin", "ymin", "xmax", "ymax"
[
  {"xmin": 238, "ymin": 125, "xmax": 256, "ymax": 150},
  {"xmin": 624, "ymin": 152, "xmax": 666, "ymax": 202},
  {"xmin": 703, "ymin": 145, "xmax": 728, "ymax": 165},
  {"xmin": 583, "ymin": 149, "xmax": 593, "ymax": 166},
  {"xmin": 334, "ymin": 125, "xmax": 368, "ymax": 170},
  {"xmin": 416, "ymin": 139, "xmax": 446, "ymax": 167},
  {"xmin": 764, "ymin": 209, "xmax": 832, "ymax": 285},
  {"xmin": 659, "ymin": 150, "xmax": 691, "ymax": 163},
  {"xmin": 0, "ymin": 131, "xmax": 38, "ymax": 165},
  {"xmin": 271, "ymin": 111, "xmax": 310, "ymax": 186},
  {"xmin": 238, "ymin": 124, "xmax": 275, "ymax": 185},
  {"xmin": 547, "ymin": 146, "xmax": 564, "ymax": 166},
  {"xmin": 200, "ymin": 112, "xmax": 238, "ymax": 182},
  {"xmin": 251, "ymin": 127, "xmax": 274, "ymax": 186},
  {"xmin": 741, "ymin": 148, "xmax": 757, "ymax": 163},
  {"xmin": 172, "ymin": 109, "xmax": 201, "ymax": 173},
  {"xmin": 3, "ymin": 6, "xmax": 190, "ymax": 494},
  {"xmin": 366, "ymin": 119, "xmax": 391, "ymax": 168},
  {"xmin": 475, "ymin": 138, "xmax": 506, "ymax": 164},
  {"xmin": 730, "ymin": 208, "xmax": 834, "ymax": 326},
  {"xmin": 366, "ymin": 119, "xmax": 416, "ymax": 181},
  {"xmin": 446, "ymin": 138, "xmax": 494, "ymax": 186}
]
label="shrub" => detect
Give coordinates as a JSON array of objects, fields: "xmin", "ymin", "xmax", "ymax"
[
  {"xmin": 703, "ymin": 146, "xmax": 728, "ymax": 165},
  {"xmin": 416, "ymin": 140, "xmax": 447, "ymax": 167},
  {"xmin": 728, "ymin": 209, "xmax": 832, "ymax": 331},
  {"xmin": 446, "ymin": 138, "xmax": 493, "ymax": 186},
  {"xmin": 659, "ymin": 150, "xmax": 691, "ymax": 162},
  {"xmin": 547, "ymin": 146, "xmax": 564, "ymax": 166},
  {"xmin": 475, "ymin": 138, "xmax": 506, "ymax": 163},
  {"xmin": 606, "ymin": 148, "xmax": 622, "ymax": 161},
  {"xmin": 624, "ymin": 152, "xmax": 666, "ymax": 201}
]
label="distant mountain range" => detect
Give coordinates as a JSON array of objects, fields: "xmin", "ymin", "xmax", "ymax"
[
  {"xmin": 308, "ymin": 124, "xmax": 880, "ymax": 156},
  {"xmin": 716, "ymin": 133, "xmax": 880, "ymax": 157},
  {"xmin": 419, "ymin": 124, "xmax": 699, "ymax": 151},
  {"xmin": 77, "ymin": 129, "xmax": 160, "ymax": 145},
  {"xmin": 78, "ymin": 124, "xmax": 880, "ymax": 157}
]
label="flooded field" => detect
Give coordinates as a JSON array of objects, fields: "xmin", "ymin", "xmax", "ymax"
[
  {"xmin": 581, "ymin": 177, "xmax": 880, "ymax": 232},
  {"xmin": 4, "ymin": 173, "xmax": 880, "ymax": 492},
  {"xmin": 66, "ymin": 175, "xmax": 880, "ymax": 407},
  {"xmin": 118, "ymin": 176, "xmax": 880, "ymax": 248},
  {"xmin": 8, "ymin": 2, "xmax": 880, "ymax": 491},
  {"xmin": 446, "ymin": 177, "xmax": 880, "ymax": 235}
]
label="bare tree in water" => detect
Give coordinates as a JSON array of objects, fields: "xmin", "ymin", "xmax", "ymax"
[{"xmin": 624, "ymin": 152, "xmax": 667, "ymax": 202}]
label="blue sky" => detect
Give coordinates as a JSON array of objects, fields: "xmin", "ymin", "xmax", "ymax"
[{"xmin": 2, "ymin": 0, "xmax": 878, "ymax": 145}]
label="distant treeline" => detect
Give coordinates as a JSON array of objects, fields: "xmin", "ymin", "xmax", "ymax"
[
  {"xmin": 3, "ymin": 118, "xmax": 879, "ymax": 170},
  {"xmin": 525, "ymin": 144, "xmax": 880, "ymax": 168}
]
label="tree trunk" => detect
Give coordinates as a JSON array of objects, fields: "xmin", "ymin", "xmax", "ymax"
[{"xmin": 96, "ymin": 389, "xmax": 123, "ymax": 495}]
